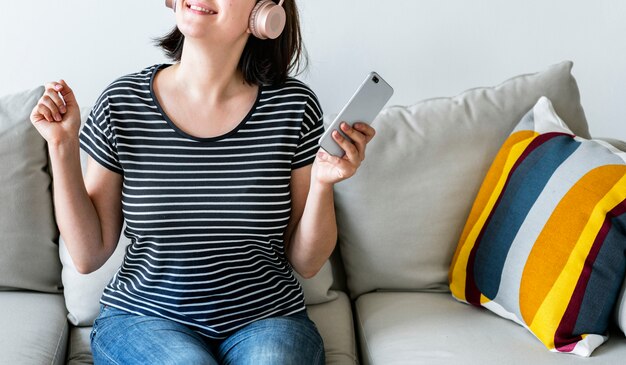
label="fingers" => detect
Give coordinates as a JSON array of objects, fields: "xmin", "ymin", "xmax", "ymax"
[
  {"xmin": 33, "ymin": 80, "xmax": 71, "ymax": 123},
  {"xmin": 354, "ymin": 122, "xmax": 376, "ymax": 141},
  {"xmin": 32, "ymin": 103, "xmax": 54, "ymax": 123},
  {"xmin": 332, "ymin": 128, "xmax": 360, "ymax": 162},
  {"xmin": 335, "ymin": 122, "xmax": 376, "ymax": 161},
  {"xmin": 58, "ymin": 79, "xmax": 78, "ymax": 107},
  {"xmin": 39, "ymin": 96, "xmax": 63, "ymax": 122},
  {"xmin": 317, "ymin": 121, "xmax": 377, "ymax": 184},
  {"xmin": 317, "ymin": 150, "xmax": 353, "ymax": 179},
  {"xmin": 44, "ymin": 83, "xmax": 67, "ymax": 114}
]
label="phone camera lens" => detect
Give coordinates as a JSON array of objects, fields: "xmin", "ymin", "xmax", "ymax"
[{"xmin": 372, "ymin": 76, "xmax": 379, "ymax": 84}]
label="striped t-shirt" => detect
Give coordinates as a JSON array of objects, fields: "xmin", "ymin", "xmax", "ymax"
[{"xmin": 79, "ymin": 63, "xmax": 325, "ymax": 339}]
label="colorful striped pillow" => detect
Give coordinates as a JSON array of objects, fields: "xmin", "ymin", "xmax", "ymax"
[{"xmin": 449, "ymin": 96, "xmax": 626, "ymax": 357}]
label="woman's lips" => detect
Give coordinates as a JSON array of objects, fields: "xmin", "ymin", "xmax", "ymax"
[{"xmin": 185, "ymin": 1, "xmax": 218, "ymax": 15}]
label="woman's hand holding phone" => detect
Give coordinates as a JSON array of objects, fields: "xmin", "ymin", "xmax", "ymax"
[
  {"xmin": 312, "ymin": 121, "xmax": 376, "ymax": 186},
  {"xmin": 318, "ymin": 72, "xmax": 393, "ymax": 157},
  {"xmin": 312, "ymin": 71, "xmax": 391, "ymax": 186},
  {"xmin": 30, "ymin": 80, "xmax": 81, "ymax": 147}
]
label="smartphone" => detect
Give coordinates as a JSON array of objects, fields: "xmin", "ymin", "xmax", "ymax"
[{"xmin": 319, "ymin": 72, "xmax": 394, "ymax": 157}]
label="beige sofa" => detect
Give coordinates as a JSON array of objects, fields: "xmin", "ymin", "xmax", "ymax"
[{"xmin": 1, "ymin": 61, "xmax": 625, "ymax": 364}]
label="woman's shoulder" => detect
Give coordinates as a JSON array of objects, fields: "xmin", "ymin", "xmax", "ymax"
[
  {"xmin": 106, "ymin": 64, "xmax": 167, "ymax": 91},
  {"xmin": 263, "ymin": 77, "xmax": 321, "ymax": 107},
  {"xmin": 93, "ymin": 64, "xmax": 168, "ymax": 107},
  {"xmin": 264, "ymin": 77, "xmax": 317, "ymax": 97}
]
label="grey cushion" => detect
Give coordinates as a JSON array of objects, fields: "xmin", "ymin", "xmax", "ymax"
[
  {"xmin": 0, "ymin": 86, "xmax": 62, "ymax": 292},
  {"xmin": 307, "ymin": 290, "xmax": 358, "ymax": 365},
  {"xmin": 334, "ymin": 61, "xmax": 590, "ymax": 299},
  {"xmin": 66, "ymin": 326, "xmax": 93, "ymax": 365},
  {"xmin": 296, "ymin": 260, "xmax": 339, "ymax": 305},
  {"xmin": 0, "ymin": 291, "xmax": 68, "ymax": 365},
  {"xmin": 354, "ymin": 292, "xmax": 626, "ymax": 365},
  {"xmin": 328, "ymin": 245, "xmax": 348, "ymax": 292},
  {"xmin": 66, "ymin": 290, "xmax": 357, "ymax": 365},
  {"xmin": 60, "ymin": 232, "xmax": 131, "ymax": 327}
]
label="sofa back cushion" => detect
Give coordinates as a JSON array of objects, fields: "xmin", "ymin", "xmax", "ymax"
[
  {"xmin": 0, "ymin": 86, "xmax": 63, "ymax": 293},
  {"xmin": 333, "ymin": 61, "xmax": 590, "ymax": 299}
]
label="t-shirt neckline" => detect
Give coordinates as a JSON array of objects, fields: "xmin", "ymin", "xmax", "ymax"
[{"xmin": 149, "ymin": 63, "xmax": 263, "ymax": 143}]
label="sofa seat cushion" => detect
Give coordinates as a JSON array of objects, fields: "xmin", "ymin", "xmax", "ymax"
[
  {"xmin": 0, "ymin": 291, "xmax": 69, "ymax": 365},
  {"xmin": 66, "ymin": 290, "xmax": 357, "ymax": 365},
  {"xmin": 307, "ymin": 290, "xmax": 358, "ymax": 365},
  {"xmin": 355, "ymin": 292, "xmax": 626, "ymax": 365},
  {"xmin": 66, "ymin": 326, "xmax": 93, "ymax": 365}
]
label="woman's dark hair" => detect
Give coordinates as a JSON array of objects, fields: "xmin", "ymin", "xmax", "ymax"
[{"xmin": 154, "ymin": 0, "xmax": 307, "ymax": 86}]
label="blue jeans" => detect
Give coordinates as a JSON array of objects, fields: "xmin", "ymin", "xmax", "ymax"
[{"xmin": 90, "ymin": 304, "xmax": 325, "ymax": 365}]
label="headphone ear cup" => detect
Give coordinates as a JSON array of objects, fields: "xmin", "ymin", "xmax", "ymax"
[{"xmin": 250, "ymin": 0, "xmax": 286, "ymax": 40}]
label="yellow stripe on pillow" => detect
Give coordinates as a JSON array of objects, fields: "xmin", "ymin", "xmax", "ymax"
[
  {"xmin": 528, "ymin": 168, "xmax": 626, "ymax": 349},
  {"xmin": 450, "ymin": 131, "xmax": 537, "ymax": 301}
]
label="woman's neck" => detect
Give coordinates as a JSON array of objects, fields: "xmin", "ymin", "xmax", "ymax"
[{"xmin": 174, "ymin": 36, "xmax": 251, "ymax": 103}]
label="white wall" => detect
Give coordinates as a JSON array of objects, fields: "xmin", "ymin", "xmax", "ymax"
[{"xmin": 2, "ymin": 0, "xmax": 625, "ymax": 139}]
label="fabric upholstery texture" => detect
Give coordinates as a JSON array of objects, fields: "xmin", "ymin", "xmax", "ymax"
[
  {"xmin": 307, "ymin": 291, "xmax": 358, "ymax": 365},
  {"xmin": 65, "ymin": 326, "xmax": 93, "ymax": 365},
  {"xmin": 0, "ymin": 86, "xmax": 63, "ymax": 293},
  {"xmin": 295, "ymin": 260, "xmax": 340, "ymax": 305},
  {"xmin": 0, "ymin": 292, "xmax": 68, "ymax": 365},
  {"xmin": 333, "ymin": 61, "xmax": 590, "ymax": 299},
  {"xmin": 59, "ymin": 233, "xmax": 131, "ymax": 327},
  {"xmin": 449, "ymin": 97, "xmax": 626, "ymax": 356},
  {"xmin": 355, "ymin": 292, "xmax": 626, "ymax": 365}
]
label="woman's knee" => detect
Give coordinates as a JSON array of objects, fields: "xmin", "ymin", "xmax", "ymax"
[
  {"xmin": 219, "ymin": 311, "xmax": 325, "ymax": 365},
  {"xmin": 91, "ymin": 309, "xmax": 218, "ymax": 365}
]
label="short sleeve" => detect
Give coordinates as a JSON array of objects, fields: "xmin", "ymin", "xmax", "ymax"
[
  {"xmin": 78, "ymin": 94, "xmax": 123, "ymax": 175},
  {"xmin": 291, "ymin": 93, "xmax": 325, "ymax": 169}
]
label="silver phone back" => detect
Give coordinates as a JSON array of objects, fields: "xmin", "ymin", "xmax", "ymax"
[{"xmin": 319, "ymin": 72, "xmax": 394, "ymax": 157}]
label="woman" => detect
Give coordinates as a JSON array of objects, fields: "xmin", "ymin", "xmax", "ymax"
[{"xmin": 30, "ymin": 1, "xmax": 375, "ymax": 364}]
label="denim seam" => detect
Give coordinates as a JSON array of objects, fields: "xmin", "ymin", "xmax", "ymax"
[
  {"xmin": 314, "ymin": 345, "xmax": 324, "ymax": 365},
  {"xmin": 93, "ymin": 339, "xmax": 122, "ymax": 365}
]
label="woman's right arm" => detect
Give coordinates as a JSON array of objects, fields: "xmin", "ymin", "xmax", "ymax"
[{"xmin": 31, "ymin": 80, "xmax": 123, "ymax": 274}]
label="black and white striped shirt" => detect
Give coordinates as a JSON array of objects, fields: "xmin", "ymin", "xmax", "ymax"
[{"xmin": 79, "ymin": 63, "xmax": 325, "ymax": 339}]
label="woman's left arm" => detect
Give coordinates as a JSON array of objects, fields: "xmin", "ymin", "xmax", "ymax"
[{"xmin": 284, "ymin": 122, "xmax": 376, "ymax": 278}]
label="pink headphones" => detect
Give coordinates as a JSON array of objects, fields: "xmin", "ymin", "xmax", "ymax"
[{"xmin": 165, "ymin": 0, "xmax": 286, "ymax": 40}]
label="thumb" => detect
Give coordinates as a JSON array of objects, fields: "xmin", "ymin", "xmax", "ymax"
[{"xmin": 58, "ymin": 79, "xmax": 78, "ymax": 108}]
